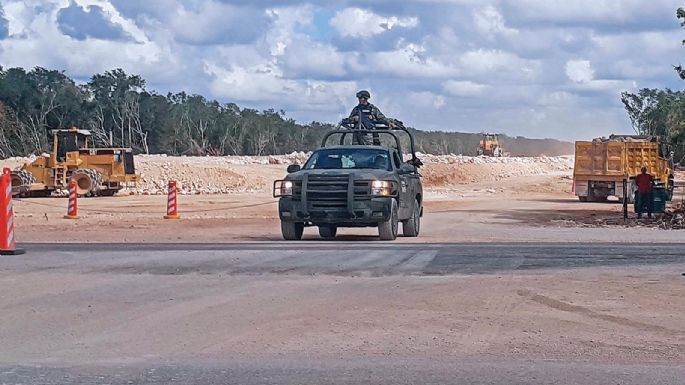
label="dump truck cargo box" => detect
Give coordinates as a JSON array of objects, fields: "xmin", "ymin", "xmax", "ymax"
[{"xmin": 573, "ymin": 137, "xmax": 673, "ymax": 202}]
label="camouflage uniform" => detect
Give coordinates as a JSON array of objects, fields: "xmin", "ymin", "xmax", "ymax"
[{"xmin": 348, "ymin": 103, "xmax": 388, "ymax": 145}]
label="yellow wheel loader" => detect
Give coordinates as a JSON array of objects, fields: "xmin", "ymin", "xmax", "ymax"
[
  {"xmin": 11, "ymin": 127, "xmax": 138, "ymax": 197},
  {"xmin": 476, "ymin": 133, "xmax": 504, "ymax": 157}
]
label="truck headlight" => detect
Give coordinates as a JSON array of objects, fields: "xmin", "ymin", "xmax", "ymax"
[
  {"xmin": 371, "ymin": 180, "xmax": 394, "ymax": 196},
  {"xmin": 273, "ymin": 180, "xmax": 293, "ymax": 197}
]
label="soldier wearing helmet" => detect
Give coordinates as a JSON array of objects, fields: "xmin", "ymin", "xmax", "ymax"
[{"xmin": 348, "ymin": 90, "xmax": 396, "ymax": 145}]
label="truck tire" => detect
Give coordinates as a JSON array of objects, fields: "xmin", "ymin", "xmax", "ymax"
[
  {"xmin": 378, "ymin": 200, "xmax": 399, "ymax": 241},
  {"xmin": 318, "ymin": 225, "xmax": 337, "ymax": 239},
  {"xmin": 281, "ymin": 221, "xmax": 304, "ymax": 240},
  {"xmin": 402, "ymin": 201, "xmax": 421, "ymax": 237}
]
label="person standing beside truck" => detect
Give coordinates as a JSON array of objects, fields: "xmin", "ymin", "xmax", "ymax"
[{"xmin": 635, "ymin": 166, "xmax": 654, "ymax": 219}]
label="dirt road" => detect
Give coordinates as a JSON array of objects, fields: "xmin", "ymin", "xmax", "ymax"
[{"xmin": 0, "ymin": 243, "xmax": 683, "ymax": 384}]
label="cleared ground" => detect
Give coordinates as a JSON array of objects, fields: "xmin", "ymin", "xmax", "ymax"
[
  {"xmin": 2, "ymin": 157, "xmax": 685, "ymax": 384},
  {"xmin": 10, "ymin": 170, "xmax": 685, "ymax": 243}
]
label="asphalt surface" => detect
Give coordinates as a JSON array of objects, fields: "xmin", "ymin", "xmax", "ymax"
[
  {"xmin": 5, "ymin": 242, "xmax": 685, "ymax": 276},
  {"xmin": 1, "ymin": 242, "xmax": 684, "ymax": 385},
  {"xmin": 2, "ymin": 358, "xmax": 685, "ymax": 385}
]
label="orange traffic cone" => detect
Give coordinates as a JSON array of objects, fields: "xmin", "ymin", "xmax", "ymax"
[
  {"xmin": 64, "ymin": 179, "xmax": 80, "ymax": 219},
  {"xmin": 0, "ymin": 168, "xmax": 25, "ymax": 255},
  {"xmin": 164, "ymin": 181, "xmax": 180, "ymax": 219}
]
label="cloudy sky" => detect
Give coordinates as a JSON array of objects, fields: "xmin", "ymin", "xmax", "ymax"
[{"xmin": 0, "ymin": 0, "xmax": 683, "ymax": 140}]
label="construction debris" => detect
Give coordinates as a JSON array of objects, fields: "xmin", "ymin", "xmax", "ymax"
[{"xmin": 657, "ymin": 205, "xmax": 685, "ymax": 230}]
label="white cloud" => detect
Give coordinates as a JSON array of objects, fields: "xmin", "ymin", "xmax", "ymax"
[
  {"xmin": 330, "ymin": 7, "xmax": 418, "ymax": 38},
  {"xmin": 407, "ymin": 91, "xmax": 446, "ymax": 109},
  {"xmin": 443, "ymin": 80, "xmax": 488, "ymax": 96},
  {"xmin": 565, "ymin": 59, "xmax": 635, "ymax": 93},
  {"xmin": 473, "ymin": 5, "xmax": 518, "ymax": 38},
  {"xmin": 0, "ymin": 0, "xmax": 165, "ymax": 78},
  {"xmin": 459, "ymin": 49, "xmax": 539, "ymax": 81},
  {"xmin": 281, "ymin": 39, "xmax": 348, "ymax": 77},
  {"xmin": 0, "ymin": 0, "xmax": 682, "ymax": 141},
  {"xmin": 204, "ymin": 61, "xmax": 356, "ymax": 111},
  {"xmin": 359, "ymin": 40, "xmax": 459, "ymax": 79},
  {"xmin": 565, "ymin": 59, "xmax": 594, "ymax": 84}
]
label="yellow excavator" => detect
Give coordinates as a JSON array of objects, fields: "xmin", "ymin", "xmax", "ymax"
[
  {"xmin": 11, "ymin": 127, "xmax": 138, "ymax": 197},
  {"xmin": 476, "ymin": 133, "xmax": 504, "ymax": 157}
]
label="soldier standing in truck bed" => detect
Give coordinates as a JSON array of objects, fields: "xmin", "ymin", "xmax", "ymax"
[{"xmin": 349, "ymin": 90, "xmax": 396, "ymax": 145}]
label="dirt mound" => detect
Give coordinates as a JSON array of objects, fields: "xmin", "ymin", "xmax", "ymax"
[
  {"xmin": 418, "ymin": 155, "xmax": 573, "ymax": 187},
  {"xmin": 0, "ymin": 153, "xmax": 574, "ymax": 194}
]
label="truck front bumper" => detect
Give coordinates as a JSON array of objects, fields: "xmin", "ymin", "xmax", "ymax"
[{"xmin": 279, "ymin": 197, "xmax": 393, "ymax": 226}]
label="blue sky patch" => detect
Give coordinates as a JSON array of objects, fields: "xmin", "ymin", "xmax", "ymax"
[
  {"xmin": 57, "ymin": 2, "xmax": 129, "ymax": 41},
  {"xmin": 0, "ymin": 5, "xmax": 7, "ymax": 39}
]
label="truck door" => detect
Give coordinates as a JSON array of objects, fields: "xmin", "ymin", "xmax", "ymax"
[{"xmin": 393, "ymin": 150, "xmax": 411, "ymax": 219}]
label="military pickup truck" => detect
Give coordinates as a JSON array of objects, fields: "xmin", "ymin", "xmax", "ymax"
[{"xmin": 274, "ymin": 123, "xmax": 423, "ymax": 241}]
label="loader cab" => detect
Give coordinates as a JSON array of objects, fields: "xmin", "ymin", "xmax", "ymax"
[{"xmin": 50, "ymin": 128, "xmax": 92, "ymax": 161}]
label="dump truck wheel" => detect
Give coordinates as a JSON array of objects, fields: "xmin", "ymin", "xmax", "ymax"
[
  {"xmin": 318, "ymin": 225, "xmax": 337, "ymax": 239},
  {"xmin": 281, "ymin": 221, "xmax": 304, "ymax": 240},
  {"xmin": 402, "ymin": 201, "xmax": 421, "ymax": 237},
  {"xmin": 379, "ymin": 200, "xmax": 399, "ymax": 241}
]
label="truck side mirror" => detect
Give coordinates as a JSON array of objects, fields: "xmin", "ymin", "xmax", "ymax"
[
  {"xmin": 287, "ymin": 164, "xmax": 301, "ymax": 173},
  {"xmin": 399, "ymin": 163, "xmax": 415, "ymax": 174}
]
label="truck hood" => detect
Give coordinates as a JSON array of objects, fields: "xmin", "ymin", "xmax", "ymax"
[{"xmin": 286, "ymin": 169, "xmax": 397, "ymax": 181}]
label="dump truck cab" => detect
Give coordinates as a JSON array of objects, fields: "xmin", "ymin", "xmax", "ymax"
[{"xmin": 274, "ymin": 123, "xmax": 423, "ymax": 241}]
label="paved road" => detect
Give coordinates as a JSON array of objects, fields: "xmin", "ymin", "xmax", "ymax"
[
  {"xmin": 2, "ymin": 358, "xmax": 685, "ymax": 385},
  {"xmin": 6, "ymin": 242, "xmax": 685, "ymax": 276},
  {"xmin": 1, "ymin": 242, "xmax": 684, "ymax": 384}
]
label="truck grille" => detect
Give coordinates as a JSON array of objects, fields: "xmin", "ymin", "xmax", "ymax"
[{"xmin": 304, "ymin": 175, "xmax": 370, "ymax": 209}]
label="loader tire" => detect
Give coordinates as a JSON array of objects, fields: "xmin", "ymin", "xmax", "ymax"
[
  {"xmin": 10, "ymin": 170, "xmax": 35, "ymax": 197},
  {"xmin": 71, "ymin": 169, "xmax": 102, "ymax": 196}
]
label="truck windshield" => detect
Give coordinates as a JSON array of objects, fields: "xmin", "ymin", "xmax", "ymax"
[{"xmin": 304, "ymin": 148, "xmax": 391, "ymax": 170}]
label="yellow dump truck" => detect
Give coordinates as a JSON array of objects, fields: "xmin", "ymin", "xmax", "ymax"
[{"xmin": 573, "ymin": 135, "xmax": 673, "ymax": 202}]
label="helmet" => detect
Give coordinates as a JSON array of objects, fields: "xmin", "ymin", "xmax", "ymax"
[{"xmin": 356, "ymin": 90, "xmax": 371, "ymax": 99}]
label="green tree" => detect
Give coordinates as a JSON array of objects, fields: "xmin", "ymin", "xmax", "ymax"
[{"xmin": 677, "ymin": 5, "xmax": 685, "ymax": 79}]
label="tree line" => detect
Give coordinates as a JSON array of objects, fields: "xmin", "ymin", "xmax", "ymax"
[
  {"xmin": 620, "ymin": 3, "xmax": 685, "ymax": 165},
  {"xmin": 0, "ymin": 66, "xmax": 572, "ymax": 158}
]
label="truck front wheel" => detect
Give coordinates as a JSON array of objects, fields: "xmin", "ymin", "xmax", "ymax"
[
  {"xmin": 318, "ymin": 225, "xmax": 337, "ymax": 239},
  {"xmin": 281, "ymin": 221, "xmax": 304, "ymax": 240},
  {"xmin": 378, "ymin": 200, "xmax": 399, "ymax": 241}
]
